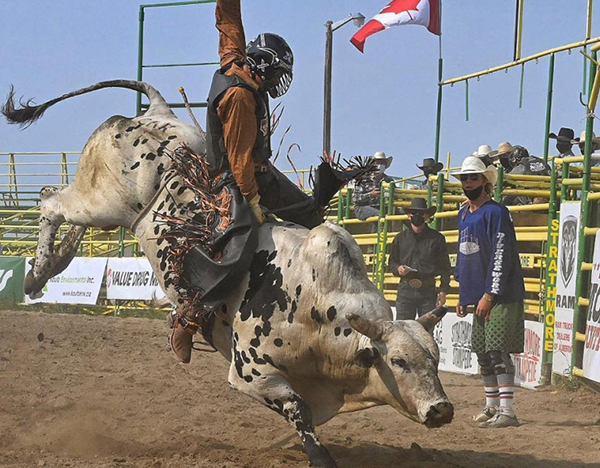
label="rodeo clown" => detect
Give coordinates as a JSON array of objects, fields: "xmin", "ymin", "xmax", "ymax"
[
  {"xmin": 168, "ymin": 0, "xmax": 359, "ymax": 363},
  {"xmin": 452, "ymin": 156, "xmax": 525, "ymax": 428}
]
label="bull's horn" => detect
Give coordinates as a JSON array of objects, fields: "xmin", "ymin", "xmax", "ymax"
[
  {"xmin": 416, "ymin": 306, "xmax": 448, "ymax": 332},
  {"xmin": 346, "ymin": 313, "xmax": 384, "ymax": 341}
]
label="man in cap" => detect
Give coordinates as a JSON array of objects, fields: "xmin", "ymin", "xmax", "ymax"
[
  {"xmin": 353, "ymin": 151, "xmax": 394, "ymax": 221},
  {"xmin": 452, "ymin": 156, "xmax": 525, "ymax": 429},
  {"xmin": 387, "ymin": 198, "xmax": 451, "ymax": 320}
]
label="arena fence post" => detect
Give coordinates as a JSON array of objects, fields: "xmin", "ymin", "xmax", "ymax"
[
  {"xmin": 571, "ymin": 49, "xmax": 597, "ymax": 375},
  {"xmin": 543, "ymin": 53, "xmax": 555, "ymax": 163},
  {"xmin": 432, "ymin": 172, "xmax": 444, "ymax": 231},
  {"xmin": 541, "ymin": 159, "xmax": 559, "ymax": 383},
  {"xmin": 494, "ymin": 166, "xmax": 504, "ymax": 202}
]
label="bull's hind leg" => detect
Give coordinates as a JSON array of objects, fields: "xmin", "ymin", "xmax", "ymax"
[
  {"xmin": 228, "ymin": 342, "xmax": 337, "ymax": 468},
  {"xmin": 25, "ymin": 187, "xmax": 86, "ymax": 296}
]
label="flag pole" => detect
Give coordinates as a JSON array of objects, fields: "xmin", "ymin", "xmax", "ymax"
[{"xmin": 434, "ymin": 1, "xmax": 443, "ymax": 163}]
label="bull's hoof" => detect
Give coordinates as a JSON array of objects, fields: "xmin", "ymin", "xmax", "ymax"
[
  {"xmin": 23, "ymin": 270, "xmax": 44, "ymax": 297},
  {"xmin": 305, "ymin": 443, "xmax": 337, "ymax": 468}
]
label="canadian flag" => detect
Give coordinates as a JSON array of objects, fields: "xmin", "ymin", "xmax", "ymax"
[{"xmin": 350, "ymin": 0, "xmax": 441, "ymax": 53}]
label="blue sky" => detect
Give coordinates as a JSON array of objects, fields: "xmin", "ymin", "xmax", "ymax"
[{"xmin": 1, "ymin": 0, "xmax": 599, "ymax": 179}]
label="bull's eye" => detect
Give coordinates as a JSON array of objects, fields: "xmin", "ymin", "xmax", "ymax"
[{"xmin": 391, "ymin": 357, "xmax": 407, "ymax": 368}]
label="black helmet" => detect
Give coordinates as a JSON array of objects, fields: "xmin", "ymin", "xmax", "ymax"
[
  {"xmin": 246, "ymin": 33, "xmax": 293, "ymax": 99},
  {"xmin": 508, "ymin": 145, "xmax": 529, "ymax": 169}
]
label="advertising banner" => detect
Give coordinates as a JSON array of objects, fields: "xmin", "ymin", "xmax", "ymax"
[
  {"xmin": 514, "ymin": 320, "xmax": 544, "ymax": 389},
  {"xmin": 0, "ymin": 256, "xmax": 25, "ymax": 303},
  {"xmin": 583, "ymin": 231, "xmax": 600, "ymax": 383},
  {"xmin": 543, "ymin": 217, "xmax": 559, "ymax": 355},
  {"xmin": 552, "ymin": 202, "xmax": 580, "ymax": 376},
  {"xmin": 106, "ymin": 257, "xmax": 165, "ymax": 300},
  {"xmin": 24, "ymin": 257, "xmax": 106, "ymax": 305},
  {"xmin": 433, "ymin": 314, "xmax": 478, "ymax": 375}
]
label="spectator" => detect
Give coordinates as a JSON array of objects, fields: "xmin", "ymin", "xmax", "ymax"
[
  {"xmin": 472, "ymin": 144, "xmax": 494, "ymax": 167},
  {"xmin": 353, "ymin": 151, "xmax": 394, "ymax": 221},
  {"xmin": 572, "ymin": 130, "xmax": 600, "ymax": 166},
  {"xmin": 500, "ymin": 145, "xmax": 551, "ymax": 207},
  {"xmin": 388, "ymin": 198, "xmax": 450, "ymax": 321},
  {"xmin": 416, "ymin": 158, "xmax": 444, "ymax": 189},
  {"xmin": 548, "ymin": 127, "xmax": 575, "ymax": 157},
  {"xmin": 452, "ymin": 156, "xmax": 525, "ymax": 429}
]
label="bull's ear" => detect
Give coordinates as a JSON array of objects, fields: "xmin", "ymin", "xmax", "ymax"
[
  {"xmin": 416, "ymin": 306, "xmax": 448, "ymax": 332},
  {"xmin": 354, "ymin": 347, "xmax": 380, "ymax": 368},
  {"xmin": 346, "ymin": 313, "xmax": 384, "ymax": 341}
]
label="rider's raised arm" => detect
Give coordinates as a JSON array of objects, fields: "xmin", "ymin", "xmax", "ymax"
[{"xmin": 216, "ymin": 0, "xmax": 247, "ymax": 67}]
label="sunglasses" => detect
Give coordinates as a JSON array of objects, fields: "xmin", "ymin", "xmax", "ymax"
[{"xmin": 459, "ymin": 174, "xmax": 481, "ymax": 182}]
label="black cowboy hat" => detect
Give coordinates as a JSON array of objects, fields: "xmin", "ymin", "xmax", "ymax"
[
  {"xmin": 416, "ymin": 158, "xmax": 444, "ymax": 174},
  {"xmin": 548, "ymin": 127, "xmax": 575, "ymax": 142},
  {"xmin": 408, "ymin": 197, "xmax": 436, "ymax": 216},
  {"xmin": 549, "ymin": 127, "xmax": 575, "ymax": 154}
]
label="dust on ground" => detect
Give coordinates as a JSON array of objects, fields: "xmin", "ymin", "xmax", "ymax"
[{"xmin": 0, "ymin": 309, "xmax": 599, "ymax": 468}]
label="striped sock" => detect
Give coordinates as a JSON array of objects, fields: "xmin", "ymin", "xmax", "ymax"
[
  {"xmin": 482, "ymin": 373, "xmax": 499, "ymax": 408},
  {"xmin": 497, "ymin": 372, "xmax": 515, "ymax": 416}
]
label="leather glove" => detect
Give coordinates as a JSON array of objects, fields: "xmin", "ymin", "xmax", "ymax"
[{"xmin": 248, "ymin": 194, "xmax": 266, "ymax": 226}]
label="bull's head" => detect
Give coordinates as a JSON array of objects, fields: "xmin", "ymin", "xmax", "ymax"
[{"xmin": 347, "ymin": 308, "xmax": 454, "ymax": 428}]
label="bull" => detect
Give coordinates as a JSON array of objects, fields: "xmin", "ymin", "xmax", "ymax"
[{"xmin": 3, "ymin": 81, "xmax": 453, "ymax": 467}]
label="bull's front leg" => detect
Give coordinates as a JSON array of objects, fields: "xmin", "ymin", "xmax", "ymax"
[{"xmin": 228, "ymin": 340, "xmax": 337, "ymax": 468}]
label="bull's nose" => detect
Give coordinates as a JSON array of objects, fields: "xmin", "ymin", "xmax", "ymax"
[{"xmin": 425, "ymin": 401, "xmax": 454, "ymax": 428}]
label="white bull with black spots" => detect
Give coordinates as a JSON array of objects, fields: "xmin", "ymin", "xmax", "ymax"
[{"xmin": 4, "ymin": 81, "xmax": 453, "ymax": 468}]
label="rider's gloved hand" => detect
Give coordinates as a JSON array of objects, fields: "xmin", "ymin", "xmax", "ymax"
[{"xmin": 248, "ymin": 194, "xmax": 266, "ymax": 225}]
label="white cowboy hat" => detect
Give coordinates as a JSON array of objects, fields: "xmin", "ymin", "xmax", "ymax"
[
  {"xmin": 571, "ymin": 130, "xmax": 600, "ymax": 145},
  {"xmin": 471, "ymin": 144, "xmax": 493, "ymax": 157},
  {"xmin": 451, "ymin": 156, "xmax": 498, "ymax": 186},
  {"xmin": 372, "ymin": 151, "xmax": 393, "ymax": 169}
]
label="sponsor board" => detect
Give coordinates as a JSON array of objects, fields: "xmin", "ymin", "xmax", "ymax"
[
  {"xmin": 24, "ymin": 257, "xmax": 106, "ymax": 305},
  {"xmin": 106, "ymin": 258, "xmax": 166, "ymax": 300},
  {"xmin": 544, "ymin": 218, "xmax": 559, "ymax": 354},
  {"xmin": 552, "ymin": 202, "xmax": 580, "ymax": 376},
  {"xmin": 514, "ymin": 321, "xmax": 544, "ymax": 389},
  {"xmin": 0, "ymin": 256, "xmax": 25, "ymax": 303},
  {"xmin": 583, "ymin": 230, "xmax": 600, "ymax": 383},
  {"xmin": 433, "ymin": 314, "xmax": 478, "ymax": 375}
]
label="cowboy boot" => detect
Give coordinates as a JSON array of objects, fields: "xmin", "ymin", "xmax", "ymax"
[{"xmin": 167, "ymin": 311, "xmax": 196, "ymax": 364}]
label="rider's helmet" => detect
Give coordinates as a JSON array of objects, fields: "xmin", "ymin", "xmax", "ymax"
[
  {"xmin": 508, "ymin": 145, "xmax": 530, "ymax": 169},
  {"xmin": 246, "ymin": 33, "xmax": 294, "ymax": 99}
]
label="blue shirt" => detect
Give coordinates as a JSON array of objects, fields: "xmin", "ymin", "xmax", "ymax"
[{"xmin": 455, "ymin": 200, "xmax": 525, "ymax": 305}]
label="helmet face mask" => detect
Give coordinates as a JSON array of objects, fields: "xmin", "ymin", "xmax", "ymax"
[
  {"xmin": 246, "ymin": 33, "xmax": 294, "ymax": 98},
  {"xmin": 508, "ymin": 145, "xmax": 529, "ymax": 169}
]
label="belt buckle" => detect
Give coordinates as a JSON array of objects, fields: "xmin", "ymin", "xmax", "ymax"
[
  {"xmin": 408, "ymin": 278, "xmax": 423, "ymax": 289},
  {"xmin": 256, "ymin": 163, "xmax": 269, "ymax": 173}
]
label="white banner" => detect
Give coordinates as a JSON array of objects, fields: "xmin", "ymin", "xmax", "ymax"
[
  {"xmin": 25, "ymin": 257, "xmax": 106, "ymax": 305},
  {"xmin": 106, "ymin": 258, "xmax": 165, "ymax": 300},
  {"xmin": 514, "ymin": 321, "xmax": 544, "ymax": 389},
  {"xmin": 552, "ymin": 202, "xmax": 580, "ymax": 376},
  {"xmin": 583, "ymin": 231, "xmax": 600, "ymax": 383},
  {"xmin": 433, "ymin": 314, "xmax": 478, "ymax": 375}
]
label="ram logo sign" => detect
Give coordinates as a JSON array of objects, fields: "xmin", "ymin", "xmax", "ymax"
[{"xmin": 560, "ymin": 215, "xmax": 578, "ymax": 287}]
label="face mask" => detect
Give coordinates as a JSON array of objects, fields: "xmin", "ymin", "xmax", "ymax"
[
  {"xmin": 464, "ymin": 185, "xmax": 484, "ymax": 201},
  {"xmin": 410, "ymin": 213, "xmax": 425, "ymax": 227}
]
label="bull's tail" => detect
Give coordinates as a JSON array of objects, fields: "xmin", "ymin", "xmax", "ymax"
[{"xmin": 2, "ymin": 80, "xmax": 171, "ymax": 128}]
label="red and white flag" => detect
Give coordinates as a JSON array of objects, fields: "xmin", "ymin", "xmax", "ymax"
[{"xmin": 350, "ymin": 0, "xmax": 441, "ymax": 53}]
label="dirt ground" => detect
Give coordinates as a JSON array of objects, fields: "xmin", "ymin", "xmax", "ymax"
[{"xmin": 0, "ymin": 309, "xmax": 599, "ymax": 468}]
